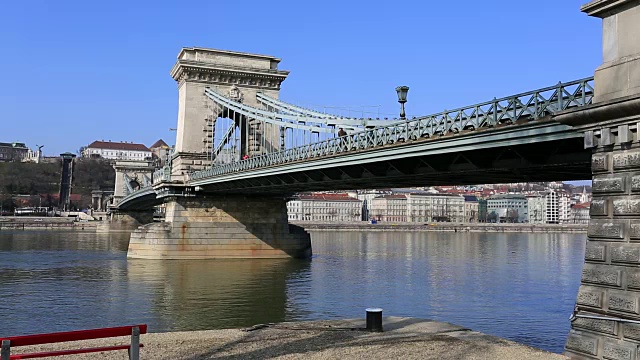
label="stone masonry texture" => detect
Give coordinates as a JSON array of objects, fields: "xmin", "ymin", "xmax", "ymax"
[
  {"xmin": 127, "ymin": 196, "xmax": 311, "ymax": 259},
  {"xmin": 564, "ymin": 2, "xmax": 640, "ymax": 357},
  {"xmin": 564, "ymin": 119, "xmax": 640, "ymax": 359}
]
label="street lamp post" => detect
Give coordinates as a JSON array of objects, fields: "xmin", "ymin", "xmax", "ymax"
[{"xmin": 395, "ymin": 86, "xmax": 409, "ymax": 119}]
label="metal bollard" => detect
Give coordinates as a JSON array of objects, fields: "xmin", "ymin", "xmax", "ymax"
[
  {"xmin": 129, "ymin": 326, "xmax": 140, "ymax": 360},
  {"xmin": 1, "ymin": 340, "xmax": 10, "ymax": 360},
  {"xmin": 366, "ymin": 308, "xmax": 383, "ymax": 332}
]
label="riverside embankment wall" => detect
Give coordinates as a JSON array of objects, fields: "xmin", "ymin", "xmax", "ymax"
[
  {"xmin": 293, "ymin": 221, "xmax": 587, "ymax": 233},
  {"xmin": 0, "ymin": 217, "xmax": 96, "ymax": 231}
]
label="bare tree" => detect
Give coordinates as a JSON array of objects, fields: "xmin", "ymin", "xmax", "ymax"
[{"xmin": 77, "ymin": 146, "xmax": 87, "ymax": 157}]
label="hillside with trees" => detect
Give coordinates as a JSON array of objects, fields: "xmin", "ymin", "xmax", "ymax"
[{"xmin": 0, "ymin": 159, "xmax": 115, "ymax": 211}]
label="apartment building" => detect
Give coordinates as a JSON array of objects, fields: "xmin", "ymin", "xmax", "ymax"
[
  {"xmin": 527, "ymin": 196, "xmax": 547, "ymax": 224},
  {"xmin": 406, "ymin": 193, "xmax": 465, "ymax": 223},
  {"xmin": 287, "ymin": 193, "xmax": 362, "ymax": 222},
  {"xmin": 370, "ymin": 195, "xmax": 407, "ymax": 222},
  {"xmin": 546, "ymin": 190, "xmax": 572, "ymax": 224},
  {"xmin": 570, "ymin": 203, "xmax": 591, "ymax": 224},
  {"xmin": 487, "ymin": 194, "xmax": 529, "ymax": 223},
  {"xmin": 463, "ymin": 195, "xmax": 479, "ymax": 223}
]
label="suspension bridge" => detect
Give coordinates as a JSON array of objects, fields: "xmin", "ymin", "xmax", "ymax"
[
  {"xmin": 116, "ymin": 73, "xmax": 594, "ymax": 210},
  {"xmin": 106, "ymin": 1, "xmax": 640, "ymax": 357}
]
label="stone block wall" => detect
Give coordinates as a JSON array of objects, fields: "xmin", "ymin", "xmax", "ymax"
[
  {"xmin": 566, "ymin": 126, "xmax": 640, "ymax": 359},
  {"xmin": 128, "ymin": 196, "xmax": 311, "ymax": 259},
  {"xmin": 584, "ymin": 0, "xmax": 640, "ymax": 103},
  {"xmin": 171, "ymin": 152, "xmax": 210, "ymax": 178},
  {"xmin": 95, "ymin": 211, "xmax": 154, "ymax": 233}
]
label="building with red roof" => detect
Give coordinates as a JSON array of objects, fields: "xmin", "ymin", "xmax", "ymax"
[
  {"xmin": 149, "ymin": 139, "xmax": 171, "ymax": 166},
  {"xmin": 82, "ymin": 140, "xmax": 152, "ymax": 161},
  {"xmin": 570, "ymin": 202, "xmax": 591, "ymax": 224}
]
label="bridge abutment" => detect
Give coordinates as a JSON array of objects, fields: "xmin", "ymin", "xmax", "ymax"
[
  {"xmin": 562, "ymin": 127, "xmax": 640, "ymax": 359},
  {"xmin": 127, "ymin": 196, "xmax": 311, "ymax": 259},
  {"xmin": 559, "ymin": 1, "xmax": 640, "ymax": 358},
  {"xmin": 96, "ymin": 211, "xmax": 155, "ymax": 233}
]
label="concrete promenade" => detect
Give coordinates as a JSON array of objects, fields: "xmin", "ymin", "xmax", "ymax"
[{"xmin": 11, "ymin": 318, "xmax": 566, "ymax": 359}]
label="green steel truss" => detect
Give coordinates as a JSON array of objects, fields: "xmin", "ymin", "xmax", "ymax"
[
  {"xmin": 118, "ymin": 77, "xmax": 594, "ymax": 208},
  {"xmin": 190, "ymin": 77, "xmax": 593, "ymax": 181}
]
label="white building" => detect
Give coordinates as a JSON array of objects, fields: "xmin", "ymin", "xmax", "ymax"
[
  {"xmin": 370, "ymin": 195, "xmax": 407, "ymax": 222},
  {"xmin": 559, "ymin": 194, "xmax": 573, "ymax": 223},
  {"xmin": 83, "ymin": 141, "xmax": 152, "ymax": 161},
  {"xmin": 287, "ymin": 193, "xmax": 362, "ymax": 222},
  {"xmin": 356, "ymin": 190, "xmax": 389, "ymax": 221},
  {"xmin": 581, "ymin": 187, "xmax": 590, "ymax": 203},
  {"xmin": 571, "ymin": 203, "xmax": 591, "ymax": 224},
  {"xmin": 487, "ymin": 194, "xmax": 529, "ymax": 223},
  {"xmin": 545, "ymin": 190, "xmax": 572, "ymax": 224},
  {"xmin": 369, "ymin": 193, "xmax": 466, "ymax": 223},
  {"xmin": 23, "ymin": 148, "xmax": 42, "ymax": 163},
  {"xmin": 546, "ymin": 190, "xmax": 560, "ymax": 223},
  {"xmin": 406, "ymin": 193, "xmax": 465, "ymax": 223},
  {"xmin": 527, "ymin": 197, "xmax": 547, "ymax": 224}
]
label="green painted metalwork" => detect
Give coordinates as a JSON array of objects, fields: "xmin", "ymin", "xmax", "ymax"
[
  {"xmin": 256, "ymin": 92, "xmax": 400, "ymax": 128},
  {"xmin": 190, "ymin": 77, "xmax": 593, "ymax": 181},
  {"xmin": 190, "ymin": 122, "xmax": 582, "ymax": 187},
  {"xmin": 118, "ymin": 77, "xmax": 594, "ymax": 207}
]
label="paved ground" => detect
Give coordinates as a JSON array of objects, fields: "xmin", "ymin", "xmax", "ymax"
[{"xmin": 7, "ymin": 317, "xmax": 568, "ymax": 359}]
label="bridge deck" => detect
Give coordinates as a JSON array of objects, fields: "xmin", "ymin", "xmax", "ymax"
[{"xmin": 117, "ymin": 77, "xmax": 593, "ymax": 209}]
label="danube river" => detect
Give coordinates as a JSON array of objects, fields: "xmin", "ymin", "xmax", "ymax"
[{"xmin": 0, "ymin": 230, "xmax": 584, "ymax": 353}]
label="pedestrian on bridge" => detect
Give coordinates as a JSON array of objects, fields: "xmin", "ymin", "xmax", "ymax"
[{"xmin": 337, "ymin": 128, "xmax": 347, "ymax": 149}]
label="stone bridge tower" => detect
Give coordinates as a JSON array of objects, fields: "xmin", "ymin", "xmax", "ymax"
[
  {"xmin": 169, "ymin": 47, "xmax": 290, "ymax": 178},
  {"xmin": 113, "ymin": 160, "xmax": 155, "ymax": 205}
]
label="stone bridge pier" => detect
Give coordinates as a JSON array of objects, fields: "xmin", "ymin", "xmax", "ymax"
[
  {"xmin": 95, "ymin": 210, "xmax": 155, "ymax": 233},
  {"xmin": 124, "ymin": 47, "xmax": 311, "ymax": 259},
  {"xmin": 127, "ymin": 195, "xmax": 311, "ymax": 259},
  {"xmin": 559, "ymin": 1, "xmax": 640, "ymax": 358}
]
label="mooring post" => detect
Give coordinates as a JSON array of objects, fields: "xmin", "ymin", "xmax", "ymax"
[
  {"xmin": 1, "ymin": 340, "xmax": 11, "ymax": 360},
  {"xmin": 366, "ymin": 308, "xmax": 383, "ymax": 332},
  {"xmin": 129, "ymin": 326, "xmax": 140, "ymax": 360}
]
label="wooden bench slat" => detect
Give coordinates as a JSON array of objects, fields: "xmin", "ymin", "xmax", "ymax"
[
  {"xmin": 9, "ymin": 344, "xmax": 144, "ymax": 359},
  {"xmin": 1, "ymin": 325, "xmax": 147, "ymax": 347}
]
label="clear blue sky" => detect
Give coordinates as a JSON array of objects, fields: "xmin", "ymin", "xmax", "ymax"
[{"xmin": 0, "ymin": 0, "xmax": 601, "ymax": 157}]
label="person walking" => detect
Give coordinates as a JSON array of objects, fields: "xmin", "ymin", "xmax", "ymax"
[{"xmin": 337, "ymin": 128, "xmax": 348, "ymax": 150}]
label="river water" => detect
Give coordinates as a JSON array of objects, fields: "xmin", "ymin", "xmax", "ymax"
[{"xmin": 0, "ymin": 230, "xmax": 584, "ymax": 353}]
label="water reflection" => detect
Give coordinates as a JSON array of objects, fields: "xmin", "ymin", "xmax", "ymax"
[
  {"xmin": 303, "ymin": 231, "xmax": 583, "ymax": 353},
  {"xmin": 0, "ymin": 231, "xmax": 129, "ymax": 252},
  {"xmin": 126, "ymin": 258, "xmax": 310, "ymax": 330},
  {"xmin": 0, "ymin": 230, "xmax": 584, "ymax": 353}
]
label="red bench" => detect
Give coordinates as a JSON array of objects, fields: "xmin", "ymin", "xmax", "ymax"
[{"xmin": 1, "ymin": 324, "xmax": 146, "ymax": 360}]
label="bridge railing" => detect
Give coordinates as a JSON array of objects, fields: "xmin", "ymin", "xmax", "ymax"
[
  {"xmin": 188, "ymin": 77, "xmax": 594, "ymax": 181},
  {"xmin": 152, "ymin": 166, "xmax": 171, "ymax": 185}
]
